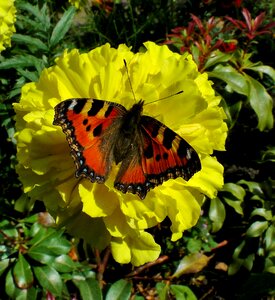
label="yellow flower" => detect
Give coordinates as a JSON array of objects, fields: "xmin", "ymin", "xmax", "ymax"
[
  {"xmin": 68, "ymin": 0, "xmax": 83, "ymax": 9},
  {"xmin": 0, "ymin": 0, "xmax": 16, "ymax": 52},
  {"xmin": 14, "ymin": 42, "xmax": 227, "ymax": 266}
]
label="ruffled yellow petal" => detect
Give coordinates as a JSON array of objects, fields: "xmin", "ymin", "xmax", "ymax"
[
  {"xmin": 110, "ymin": 238, "xmax": 131, "ymax": 264},
  {"xmin": 119, "ymin": 192, "xmax": 167, "ymax": 230},
  {"xmin": 80, "ymin": 180, "xmax": 119, "ymax": 218},
  {"xmin": 0, "ymin": 0, "xmax": 16, "ymax": 52},
  {"xmin": 104, "ymin": 205, "xmax": 139, "ymax": 238},
  {"xmin": 188, "ymin": 155, "xmax": 224, "ymax": 199},
  {"xmin": 111, "ymin": 231, "xmax": 161, "ymax": 266},
  {"xmin": 156, "ymin": 180, "xmax": 203, "ymax": 241}
]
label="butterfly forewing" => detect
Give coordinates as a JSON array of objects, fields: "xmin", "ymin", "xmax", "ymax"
[{"xmin": 53, "ymin": 98, "xmax": 126, "ymax": 183}]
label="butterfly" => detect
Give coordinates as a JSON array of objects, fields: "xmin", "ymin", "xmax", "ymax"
[{"xmin": 53, "ymin": 97, "xmax": 201, "ymax": 199}]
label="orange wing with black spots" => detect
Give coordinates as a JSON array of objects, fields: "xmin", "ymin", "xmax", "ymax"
[{"xmin": 53, "ymin": 98, "xmax": 126, "ymax": 183}]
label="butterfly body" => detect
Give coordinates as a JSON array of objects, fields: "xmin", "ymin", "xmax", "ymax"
[
  {"xmin": 53, "ymin": 98, "xmax": 201, "ymax": 199},
  {"xmin": 113, "ymin": 100, "xmax": 144, "ymax": 164}
]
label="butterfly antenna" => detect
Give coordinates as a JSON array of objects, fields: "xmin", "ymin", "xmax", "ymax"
[
  {"xmin": 144, "ymin": 90, "xmax": 184, "ymax": 106},
  {"xmin": 124, "ymin": 59, "xmax": 137, "ymax": 103}
]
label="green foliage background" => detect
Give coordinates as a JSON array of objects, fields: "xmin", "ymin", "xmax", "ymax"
[{"xmin": 0, "ymin": 0, "xmax": 274, "ymax": 299}]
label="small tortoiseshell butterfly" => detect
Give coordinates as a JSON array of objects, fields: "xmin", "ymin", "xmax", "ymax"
[{"xmin": 53, "ymin": 95, "xmax": 201, "ymax": 199}]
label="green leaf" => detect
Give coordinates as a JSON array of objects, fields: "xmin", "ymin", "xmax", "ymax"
[
  {"xmin": 170, "ymin": 285, "xmax": 197, "ymax": 300},
  {"xmin": 38, "ymin": 236, "xmax": 71, "ymax": 255},
  {"xmin": 243, "ymin": 254, "xmax": 255, "ymax": 271},
  {"xmin": 0, "ymin": 259, "xmax": 10, "ymax": 276},
  {"xmin": 0, "ymin": 55, "xmax": 43, "ymax": 70},
  {"xmin": 222, "ymin": 183, "xmax": 246, "ymax": 201},
  {"xmin": 0, "ymin": 219, "xmax": 10, "ymax": 228},
  {"xmin": 244, "ymin": 73, "xmax": 274, "ymax": 130},
  {"xmin": 223, "ymin": 197, "xmax": 243, "ymax": 215},
  {"xmin": 190, "ymin": 45, "xmax": 200, "ymax": 66},
  {"xmin": 264, "ymin": 257, "xmax": 275, "ymax": 270},
  {"xmin": 265, "ymin": 225, "xmax": 275, "ymax": 251},
  {"xmin": 204, "ymin": 51, "xmax": 232, "ymax": 69},
  {"xmin": 209, "ymin": 197, "xmax": 226, "ymax": 232},
  {"xmin": 227, "ymin": 100, "xmax": 242, "ymax": 128},
  {"xmin": 29, "ymin": 222, "xmax": 47, "ymax": 241},
  {"xmin": 262, "ymin": 147, "xmax": 275, "ymax": 162},
  {"xmin": 246, "ymin": 221, "xmax": 269, "ymax": 237},
  {"xmin": 28, "ymin": 245, "xmax": 56, "ymax": 264},
  {"xmin": 29, "ymin": 226, "xmax": 70, "ymax": 255},
  {"xmin": 5, "ymin": 269, "xmax": 17, "ymax": 298},
  {"xmin": 250, "ymin": 208, "xmax": 272, "ymax": 220},
  {"xmin": 208, "ymin": 65, "xmax": 249, "ymax": 95},
  {"xmin": 13, "ymin": 287, "xmax": 38, "ymax": 300},
  {"xmin": 20, "ymin": 214, "xmax": 39, "ymax": 224},
  {"xmin": 33, "ymin": 265, "xmax": 63, "ymax": 296},
  {"xmin": 12, "ymin": 34, "xmax": 48, "ymax": 51},
  {"xmin": 50, "ymin": 6, "xmax": 76, "ymax": 48},
  {"xmin": 73, "ymin": 278, "xmax": 102, "ymax": 300},
  {"xmin": 233, "ymin": 240, "xmax": 245, "ymax": 259},
  {"xmin": 245, "ymin": 65, "xmax": 275, "ymax": 81},
  {"xmin": 228, "ymin": 261, "xmax": 241, "ymax": 276},
  {"xmin": 187, "ymin": 239, "xmax": 202, "ymax": 253},
  {"xmin": 228, "ymin": 241, "xmax": 246, "ymax": 275},
  {"xmin": 1, "ymin": 225, "xmax": 18, "ymax": 238},
  {"xmin": 52, "ymin": 254, "xmax": 77, "ymax": 272},
  {"xmin": 5, "ymin": 269, "xmax": 29, "ymax": 299},
  {"xmin": 14, "ymin": 194, "xmax": 36, "ymax": 214},
  {"xmin": 132, "ymin": 296, "xmax": 145, "ymax": 300},
  {"xmin": 105, "ymin": 279, "xmax": 132, "ymax": 300},
  {"xmin": 238, "ymin": 180, "xmax": 263, "ymax": 195},
  {"xmin": 17, "ymin": 68, "xmax": 39, "ymax": 82},
  {"xmin": 265, "ymin": 265, "xmax": 275, "ymax": 274},
  {"xmin": 17, "ymin": 2, "xmax": 51, "ymax": 30},
  {"xmin": 156, "ymin": 282, "xmax": 169, "ymax": 300},
  {"xmin": 172, "ymin": 253, "xmax": 213, "ymax": 278},
  {"xmin": 13, "ymin": 254, "xmax": 33, "ymax": 289}
]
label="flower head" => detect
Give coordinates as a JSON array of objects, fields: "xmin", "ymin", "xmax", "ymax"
[
  {"xmin": 68, "ymin": 0, "xmax": 82, "ymax": 9},
  {"xmin": 14, "ymin": 42, "xmax": 227, "ymax": 266},
  {"xmin": 0, "ymin": 0, "xmax": 16, "ymax": 52}
]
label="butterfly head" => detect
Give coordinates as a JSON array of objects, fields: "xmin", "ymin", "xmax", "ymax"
[{"xmin": 124, "ymin": 100, "xmax": 144, "ymax": 125}]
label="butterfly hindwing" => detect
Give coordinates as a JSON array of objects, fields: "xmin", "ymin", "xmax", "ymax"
[
  {"xmin": 140, "ymin": 115, "xmax": 201, "ymax": 185},
  {"xmin": 53, "ymin": 98, "xmax": 126, "ymax": 183},
  {"xmin": 113, "ymin": 133, "xmax": 156, "ymax": 200}
]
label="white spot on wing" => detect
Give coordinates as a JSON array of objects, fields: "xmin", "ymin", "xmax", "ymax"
[
  {"xmin": 68, "ymin": 99, "xmax": 78, "ymax": 110},
  {"xmin": 186, "ymin": 148, "xmax": 192, "ymax": 160}
]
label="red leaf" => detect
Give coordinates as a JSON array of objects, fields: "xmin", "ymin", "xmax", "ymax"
[
  {"xmin": 191, "ymin": 14, "xmax": 205, "ymax": 33},
  {"xmin": 253, "ymin": 12, "xmax": 266, "ymax": 30},
  {"xmin": 241, "ymin": 8, "xmax": 252, "ymax": 31}
]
